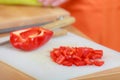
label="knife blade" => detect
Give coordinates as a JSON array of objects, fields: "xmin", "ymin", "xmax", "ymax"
[
  {"xmin": 0, "ymin": 22, "xmax": 51, "ymax": 34},
  {"xmin": 0, "ymin": 16, "xmax": 63, "ymax": 34}
]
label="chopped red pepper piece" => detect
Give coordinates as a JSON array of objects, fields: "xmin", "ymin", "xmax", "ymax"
[
  {"xmin": 10, "ymin": 27, "xmax": 53, "ymax": 51},
  {"xmin": 93, "ymin": 60, "xmax": 104, "ymax": 66},
  {"xmin": 50, "ymin": 46, "xmax": 104, "ymax": 67}
]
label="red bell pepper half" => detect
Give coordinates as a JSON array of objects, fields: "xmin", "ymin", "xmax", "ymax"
[{"xmin": 10, "ymin": 27, "xmax": 53, "ymax": 51}]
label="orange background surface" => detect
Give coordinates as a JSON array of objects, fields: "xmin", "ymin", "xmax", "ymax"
[{"xmin": 61, "ymin": 0, "xmax": 120, "ymax": 52}]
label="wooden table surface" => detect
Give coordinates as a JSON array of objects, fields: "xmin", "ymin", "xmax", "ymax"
[{"xmin": 0, "ymin": 5, "xmax": 120, "ymax": 80}]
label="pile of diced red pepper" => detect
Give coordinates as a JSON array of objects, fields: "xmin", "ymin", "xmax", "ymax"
[{"xmin": 50, "ymin": 46, "xmax": 104, "ymax": 66}]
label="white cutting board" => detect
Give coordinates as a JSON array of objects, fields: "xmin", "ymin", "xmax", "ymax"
[{"xmin": 0, "ymin": 32, "xmax": 120, "ymax": 80}]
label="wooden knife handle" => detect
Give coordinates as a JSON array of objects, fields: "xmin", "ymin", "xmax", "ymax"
[
  {"xmin": 43, "ymin": 16, "xmax": 75, "ymax": 30},
  {"xmin": 53, "ymin": 29, "xmax": 68, "ymax": 37}
]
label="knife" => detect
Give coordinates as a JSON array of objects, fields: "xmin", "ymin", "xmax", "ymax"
[{"xmin": 0, "ymin": 16, "xmax": 74, "ymax": 34}]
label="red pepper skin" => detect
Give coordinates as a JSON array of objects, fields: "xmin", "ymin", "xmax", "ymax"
[{"xmin": 10, "ymin": 27, "xmax": 53, "ymax": 51}]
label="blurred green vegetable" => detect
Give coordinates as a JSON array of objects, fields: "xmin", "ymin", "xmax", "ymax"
[{"xmin": 0, "ymin": 0, "xmax": 42, "ymax": 6}]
